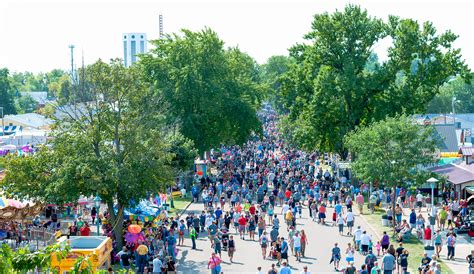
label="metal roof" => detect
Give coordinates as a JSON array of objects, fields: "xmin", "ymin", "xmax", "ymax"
[
  {"xmin": 428, "ymin": 164, "xmax": 474, "ymax": 185},
  {"xmin": 433, "ymin": 124, "xmax": 459, "ymax": 152}
]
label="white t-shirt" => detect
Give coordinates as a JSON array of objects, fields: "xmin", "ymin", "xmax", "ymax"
[
  {"xmin": 293, "ymin": 235, "xmax": 301, "ymax": 248},
  {"xmin": 361, "ymin": 233, "xmax": 371, "ymax": 246},
  {"xmin": 300, "ymin": 271, "xmax": 311, "ymax": 274},
  {"xmin": 416, "ymin": 193, "xmax": 423, "ymax": 202},
  {"xmin": 153, "ymin": 258, "xmax": 163, "ymax": 272},
  {"xmin": 346, "ymin": 212, "xmax": 355, "ymax": 222},
  {"xmin": 282, "ymin": 204, "xmax": 290, "ymax": 215},
  {"xmin": 354, "ymin": 229, "xmax": 363, "ymax": 241}
]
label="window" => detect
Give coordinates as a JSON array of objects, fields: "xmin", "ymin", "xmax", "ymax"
[
  {"xmin": 123, "ymin": 41, "xmax": 128, "ymax": 66},
  {"xmin": 140, "ymin": 40, "xmax": 145, "ymax": 53},
  {"xmin": 124, "ymin": 35, "xmax": 126, "ymax": 39},
  {"xmin": 140, "ymin": 35, "xmax": 144, "ymax": 39},
  {"xmin": 131, "ymin": 35, "xmax": 135, "ymax": 39},
  {"xmin": 131, "ymin": 40, "xmax": 136, "ymax": 63}
]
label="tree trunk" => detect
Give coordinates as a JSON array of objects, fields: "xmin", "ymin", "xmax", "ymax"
[
  {"xmin": 392, "ymin": 186, "xmax": 397, "ymax": 228},
  {"xmin": 107, "ymin": 200, "xmax": 124, "ymax": 250}
]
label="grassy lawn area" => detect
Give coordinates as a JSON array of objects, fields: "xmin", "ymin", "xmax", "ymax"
[
  {"xmin": 362, "ymin": 210, "xmax": 454, "ymax": 274},
  {"xmin": 167, "ymin": 196, "xmax": 192, "ymax": 217}
]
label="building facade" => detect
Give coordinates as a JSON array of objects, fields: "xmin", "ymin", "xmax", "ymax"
[{"xmin": 123, "ymin": 33, "xmax": 147, "ymax": 67}]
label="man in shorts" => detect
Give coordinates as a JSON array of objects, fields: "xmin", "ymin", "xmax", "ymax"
[
  {"xmin": 416, "ymin": 191, "xmax": 424, "ymax": 212},
  {"xmin": 345, "ymin": 209, "xmax": 355, "ymax": 236},
  {"xmin": 280, "ymin": 237, "xmax": 289, "ymax": 265}
]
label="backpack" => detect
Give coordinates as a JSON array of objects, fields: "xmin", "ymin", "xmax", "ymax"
[{"xmin": 262, "ymin": 236, "xmax": 267, "ymax": 245}]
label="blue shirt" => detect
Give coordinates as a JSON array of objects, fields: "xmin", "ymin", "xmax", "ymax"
[
  {"xmin": 335, "ymin": 204, "xmax": 342, "ymax": 214},
  {"xmin": 281, "ymin": 241, "xmax": 288, "ymax": 254},
  {"xmin": 279, "ymin": 267, "xmax": 292, "ymax": 274}
]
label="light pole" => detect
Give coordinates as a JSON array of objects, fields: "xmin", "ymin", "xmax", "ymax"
[
  {"xmin": 93, "ymin": 195, "xmax": 102, "ymax": 236},
  {"xmin": 427, "ymin": 177, "xmax": 439, "ymax": 247},
  {"xmin": 452, "ymin": 96, "xmax": 456, "ymax": 125}
]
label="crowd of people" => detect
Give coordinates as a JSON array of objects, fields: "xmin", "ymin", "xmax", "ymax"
[{"xmin": 57, "ymin": 108, "xmax": 472, "ymax": 274}]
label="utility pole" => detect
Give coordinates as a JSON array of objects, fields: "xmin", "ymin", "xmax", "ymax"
[
  {"xmin": 68, "ymin": 45, "xmax": 75, "ymax": 82},
  {"xmin": 159, "ymin": 14, "xmax": 164, "ymax": 38}
]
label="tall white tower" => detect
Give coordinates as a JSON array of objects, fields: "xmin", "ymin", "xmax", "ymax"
[{"xmin": 123, "ymin": 33, "xmax": 147, "ymax": 67}]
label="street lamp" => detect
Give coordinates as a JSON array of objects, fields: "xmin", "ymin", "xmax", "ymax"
[
  {"xmin": 93, "ymin": 195, "xmax": 102, "ymax": 236},
  {"xmin": 427, "ymin": 177, "xmax": 439, "ymax": 247}
]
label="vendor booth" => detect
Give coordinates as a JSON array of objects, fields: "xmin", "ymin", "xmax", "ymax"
[{"xmin": 51, "ymin": 236, "xmax": 112, "ymax": 273}]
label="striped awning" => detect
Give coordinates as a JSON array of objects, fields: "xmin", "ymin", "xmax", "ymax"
[{"xmin": 459, "ymin": 147, "xmax": 474, "ymax": 156}]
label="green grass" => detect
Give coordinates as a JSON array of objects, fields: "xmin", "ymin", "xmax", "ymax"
[
  {"xmin": 362, "ymin": 210, "xmax": 454, "ymax": 274},
  {"xmin": 168, "ymin": 196, "xmax": 192, "ymax": 217}
]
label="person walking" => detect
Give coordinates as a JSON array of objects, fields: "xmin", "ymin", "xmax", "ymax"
[
  {"xmin": 398, "ymin": 249, "xmax": 409, "ymax": 274},
  {"xmin": 434, "ymin": 229, "xmax": 442, "ymax": 257},
  {"xmin": 446, "ymin": 232, "xmax": 456, "ymax": 260},
  {"xmin": 381, "ymin": 251, "xmax": 396, "ymax": 274},
  {"xmin": 293, "ymin": 231, "xmax": 302, "ymax": 262},
  {"xmin": 190, "ymin": 225, "xmax": 198, "ymax": 250},
  {"xmin": 330, "ymin": 243, "xmax": 341, "ymax": 271},
  {"xmin": 228, "ymin": 235, "xmax": 235, "ymax": 263},
  {"xmin": 208, "ymin": 252, "xmax": 222, "ymax": 274},
  {"xmin": 260, "ymin": 231, "xmax": 270, "ymax": 259},
  {"xmin": 300, "ymin": 229, "xmax": 308, "ymax": 257},
  {"xmin": 280, "ymin": 237, "xmax": 289, "ymax": 266},
  {"xmin": 381, "ymin": 231, "xmax": 390, "ymax": 251}
]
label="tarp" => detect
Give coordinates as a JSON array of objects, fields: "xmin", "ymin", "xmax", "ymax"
[{"xmin": 123, "ymin": 200, "xmax": 161, "ymax": 220}]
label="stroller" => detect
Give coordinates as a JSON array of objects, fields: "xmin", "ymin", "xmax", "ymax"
[{"xmin": 221, "ymin": 227, "xmax": 229, "ymax": 251}]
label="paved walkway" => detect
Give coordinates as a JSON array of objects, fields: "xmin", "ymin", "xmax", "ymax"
[
  {"xmin": 398, "ymin": 206, "xmax": 472, "ymax": 273},
  {"xmin": 175, "ymin": 201, "xmax": 381, "ymax": 274}
]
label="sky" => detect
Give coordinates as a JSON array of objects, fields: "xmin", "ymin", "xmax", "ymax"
[{"xmin": 0, "ymin": 0, "xmax": 473, "ymax": 73}]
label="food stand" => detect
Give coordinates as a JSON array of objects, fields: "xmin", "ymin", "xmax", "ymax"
[{"xmin": 51, "ymin": 236, "xmax": 112, "ymax": 273}]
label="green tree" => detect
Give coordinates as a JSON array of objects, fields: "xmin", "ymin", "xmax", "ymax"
[
  {"xmin": 279, "ymin": 5, "xmax": 469, "ymax": 158},
  {"xmin": 0, "ymin": 68, "xmax": 16, "ymax": 115},
  {"xmin": 2, "ymin": 60, "xmax": 195, "ymax": 249},
  {"xmin": 426, "ymin": 75, "xmax": 474, "ymax": 113},
  {"xmin": 140, "ymin": 28, "xmax": 263, "ymax": 153},
  {"xmin": 48, "ymin": 74, "xmax": 72, "ymax": 105},
  {"xmin": 260, "ymin": 55, "xmax": 295, "ymax": 114},
  {"xmin": 15, "ymin": 94, "xmax": 39, "ymax": 113},
  {"xmin": 344, "ymin": 115, "xmax": 438, "ymax": 225},
  {"xmin": 0, "ymin": 242, "xmax": 70, "ymax": 273}
]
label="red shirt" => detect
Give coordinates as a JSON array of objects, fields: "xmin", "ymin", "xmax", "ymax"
[
  {"xmin": 238, "ymin": 216, "xmax": 247, "ymax": 226},
  {"xmin": 80, "ymin": 226, "xmax": 91, "ymax": 236},
  {"xmin": 249, "ymin": 205, "xmax": 256, "ymax": 215},
  {"xmin": 285, "ymin": 190, "xmax": 292, "ymax": 199},
  {"xmin": 424, "ymin": 227, "xmax": 432, "ymax": 240}
]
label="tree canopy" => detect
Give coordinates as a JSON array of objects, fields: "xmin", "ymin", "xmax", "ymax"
[
  {"xmin": 344, "ymin": 115, "xmax": 438, "ymax": 189},
  {"xmin": 260, "ymin": 55, "xmax": 295, "ymax": 114},
  {"xmin": 0, "ymin": 68, "xmax": 16, "ymax": 115},
  {"xmin": 426, "ymin": 75, "xmax": 474, "ymax": 114},
  {"xmin": 140, "ymin": 28, "xmax": 263, "ymax": 153},
  {"xmin": 276, "ymin": 5, "xmax": 470, "ymax": 158},
  {"xmin": 2, "ymin": 60, "xmax": 196, "ymax": 248}
]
